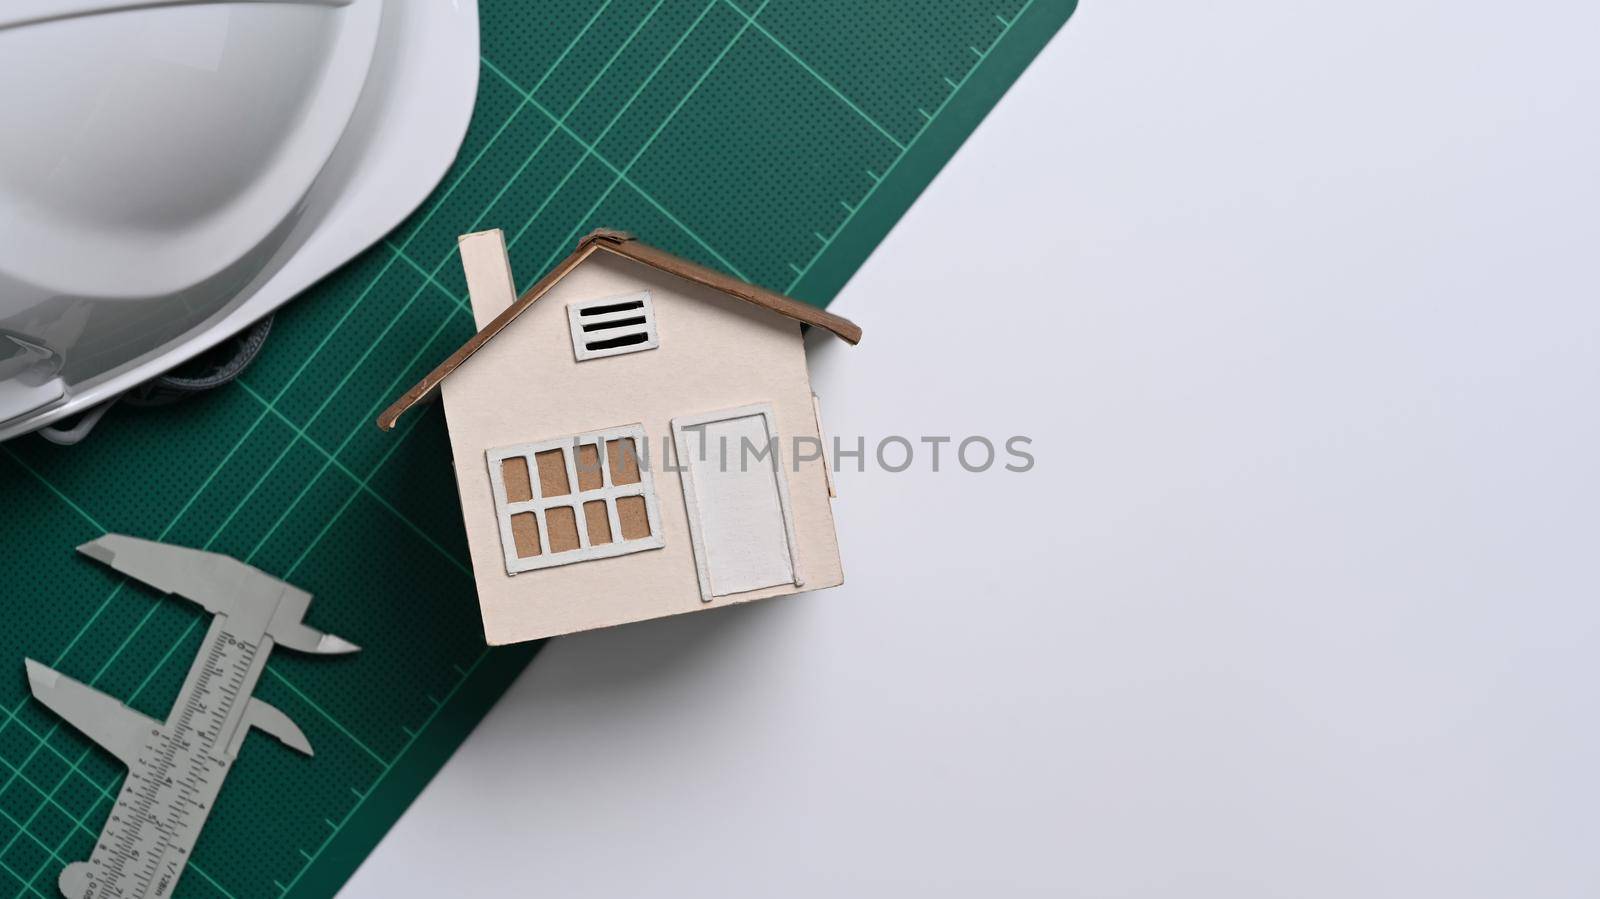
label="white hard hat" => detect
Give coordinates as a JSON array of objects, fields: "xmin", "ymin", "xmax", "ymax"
[{"xmin": 0, "ymin": 0, "xmax": 480, "ymax": 441}]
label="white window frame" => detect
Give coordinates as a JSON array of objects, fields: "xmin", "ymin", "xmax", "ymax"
[
  {"xmin": 485, "ymin": 423, "xmax": 664, "ymax": 575},
  {"xmin": 567, "ymin": 291, "xmax": 659, "ymax": 361},
  {"xmin": 670, "ymin": 402, "xmax": 803, "ymax": 602}
]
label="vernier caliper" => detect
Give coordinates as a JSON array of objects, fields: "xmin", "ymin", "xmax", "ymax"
[{"xmin": 24, "ymin": 534, "xmax": 358, "ymax": 899}]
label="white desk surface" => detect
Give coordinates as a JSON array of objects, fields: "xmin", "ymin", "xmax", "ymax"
[{"xmin": 345, "ymin": 1, "xmax": 1600, "ymax": 895}]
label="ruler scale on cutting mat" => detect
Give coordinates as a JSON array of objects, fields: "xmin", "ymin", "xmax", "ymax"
[{"xmin": 0, "ymin": 2, "xmax": 1077, "ymax": 895}]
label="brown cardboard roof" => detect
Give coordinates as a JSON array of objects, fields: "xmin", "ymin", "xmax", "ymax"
[{"xmin": 376, "ymin": 229, "xmax": 861, "ymax": 431}]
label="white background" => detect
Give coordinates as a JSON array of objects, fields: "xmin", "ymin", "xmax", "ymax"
[{"xmin": 346, "ymin": 1, "xmax": 1600, "ymax": 895}]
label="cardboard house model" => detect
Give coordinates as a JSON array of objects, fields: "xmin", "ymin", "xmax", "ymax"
[{"xmin": 378, "ymin": 229, "xmax": 862, "ymax": 644}]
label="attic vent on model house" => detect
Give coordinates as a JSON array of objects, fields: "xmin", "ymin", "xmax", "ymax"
[{"xmin": 567, "ymin": 291, "xmax": 658, "ymax": 361}]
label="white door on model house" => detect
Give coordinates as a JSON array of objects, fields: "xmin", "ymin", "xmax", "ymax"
[{"xmin": 671, "ymin": 403, "xmax": 802, "ymax": 602}]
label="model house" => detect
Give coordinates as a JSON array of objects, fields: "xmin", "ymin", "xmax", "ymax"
[{"xmin": 378, "ymin": 229, "xmax": 862, "ymax": 644}]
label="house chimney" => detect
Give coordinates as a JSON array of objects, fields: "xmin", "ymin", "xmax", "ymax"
[{"xmin": 458, "ymin": 229, "xmax": 520, "ymax": 327}]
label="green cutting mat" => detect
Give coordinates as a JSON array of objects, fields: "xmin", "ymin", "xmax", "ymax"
[{"xmin": 0, "ymin": 1, "xmax": 1075, "ymax": 895}]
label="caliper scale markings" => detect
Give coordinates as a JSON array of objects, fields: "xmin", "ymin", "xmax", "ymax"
[{"xmin": 23, "ymin": 534, "xmax": 357, "ymax": 899}]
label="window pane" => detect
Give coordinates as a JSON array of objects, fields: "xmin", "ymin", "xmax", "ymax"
[
  {"xmin": 536, "ymin": 449, "xmax": 570, "ymax": 497},
  {"xmin": 486, "ymin": 424, "xmax": 662, "ymax": 575},
  {"xmin": 583, "ymin": 500, "xmax": 612, "ymax": 545},
  {"xmin": 546, "ymin": 506, "xmax": 580, "ymax": 553},
  {"xmin": 616, "ymin": 495, "xmax": 650, "ymax": 540},
  {"xmin": 510, "ymin": 511, "xmax": 541, "ymax": 558},
  {"xmin": 502, "ymin": 457, "xmax": 533, "ymax": 503},
  {"xmin": 575, "ymin": 444, "xmax": 602, "ymax": 491},
  {"xmin": 607, "ymin": 438, "xmax": 641, "ymax": 485}
]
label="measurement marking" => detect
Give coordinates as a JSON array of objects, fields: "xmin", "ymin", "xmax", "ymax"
[
  {"xmin": 785, "ymin": 0, "xmax": 1035, "ymax": 296},
  {"xmin": 20, "ymin": 536, "xmax": 358, "ymax": 899}
]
